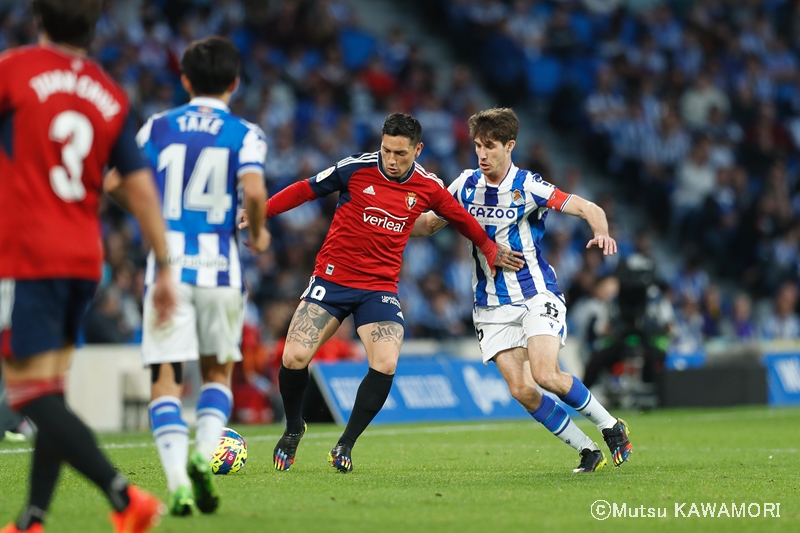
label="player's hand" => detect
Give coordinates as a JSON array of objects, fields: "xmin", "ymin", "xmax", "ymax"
[
  {"xmin": 586, "ymin": 234, "xmax": 617, "ymax": 256},
  {"xmin": 246, "ymin": 228, "xmax": 271, "ymax": 254},
  {"xmin": 493, "ymin": 245, "xmax": 525, "ymax": 272},
  {"xmin": 238, "ymin": 208, "xmax": 249, "ymax": 230},
  {"xmin": 152, "ymin": 270, "xmax": 177, "ymax": 327}
]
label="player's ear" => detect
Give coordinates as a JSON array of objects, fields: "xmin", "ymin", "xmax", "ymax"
[
  {"xmin": 180, "ymin": 74, "xmax": 193, "ymax": 96},
  {"xmin": 228, "ymin": 77, "xmax": 240, "ymax": 96},
  {"xmin": 415, "ymin": 142, "xmax": 423, "ymax": 158},
  {"xmin": 506, "ymin": 140, "xmax": 516, "ymax": 154}
]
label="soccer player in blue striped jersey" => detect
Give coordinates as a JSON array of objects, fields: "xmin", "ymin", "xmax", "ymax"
[
  {"xmin": 107, "ymin": 37, "xmax": 269, "ymax": 514},
  {"xmin": 413, "ymin": 108, "xmax": 632, "ymax": 473}
]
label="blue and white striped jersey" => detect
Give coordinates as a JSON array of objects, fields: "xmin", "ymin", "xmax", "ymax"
[
  {"xmin": 447, "ymin": 163, "xmax": 572, "ymax": 306},
  {"xmin": 137, "ymin": 97, "xmax": 267, "ymax": 289}
]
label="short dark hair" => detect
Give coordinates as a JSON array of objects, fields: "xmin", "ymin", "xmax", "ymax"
[
  {"xmin": 382, "ymin": 113, "xmax": 422, "ymax": 145},
  {"xmin": 181, "ymin": 37, "xmax": 241, "ymax": 96},
  {"xmin": 468, "ymin": 108, "xmax": 519, "ymax": 145},
  {"xmin": 34, "ymin": 0, "xmax": 102, "ymax": 49}
]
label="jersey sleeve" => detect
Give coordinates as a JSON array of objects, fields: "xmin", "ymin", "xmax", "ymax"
[
  {"xmin": 525, "ymin": 172, "xmax": 572, "ymax": 211},
  {"xmin": 432, "ymin": 170, "xmax": 469, "ymax": 220},
  {"xmin": 108, "ymin": 109, "xmax": 148, "ymax": 176},
  {"xmin": 0, "ymin": 51, "xmax": 15, "ymax": 113},
  {"xmin": 307, "ymin": 154, "xmax": 364, "ymax": 197},
  {"xmin": 430, "ymin": 186, "xmax": 498, "ymax": 269},
  {"xmin": 237, "ymin": 124, "xmax": 268, "ymax": 177}
]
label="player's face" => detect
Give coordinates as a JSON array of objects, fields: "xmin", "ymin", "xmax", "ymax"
[
  {"xmin": 475, "ymin": 137, "xmax": 515, "ymax": 179},
  {"xmin": 381, "ymin": 135, "xmax": 422, "ymax": 178}
]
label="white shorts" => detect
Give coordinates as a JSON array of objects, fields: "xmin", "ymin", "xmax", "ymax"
[
  {"xmin": 473, "ymin": 291, "xmax": 567, "ymax": 364},
  {"xmin": 142, "ymin": 283, "xmax": 246, "ymax": 366}
]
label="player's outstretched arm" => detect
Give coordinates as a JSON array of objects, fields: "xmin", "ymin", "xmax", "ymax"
[
  {"xmin": 411, "ymin": 211, "xmax": 449, "ymax": 237},
  {"xmin": 120, "ymin": 167, "xmax": 178, "ymax": 324},
  {"xmin": 239, "ymin": 179, "xmax": 320, "ymax": 230},
  {"xmin": 561, "ymin": 194, "xmax": 618, "ymax": 256},
  {"xmin": 241, "ymin": 172, "xmax": 270, "ymax": 253},
  {"xmin": 433, "ymin": 192, "xmax": 524, "ymax": 273}
]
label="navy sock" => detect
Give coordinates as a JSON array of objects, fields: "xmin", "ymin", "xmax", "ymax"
[
  {"xmin": 279, "ymin": 364, "xmax": 309, "ymax": 434},
  {"xmin": 339, "ymin": 369, "xmax": 393, "ymax": 448},
  {"xmin": 20, "ymin": 394, "xmax": 130, "ymax": 512}
]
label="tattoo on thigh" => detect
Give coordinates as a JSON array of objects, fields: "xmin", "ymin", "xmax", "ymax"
[
  {"xmin": 370, "ymin": 321, "xmax": 404, "ymax": 350},
  {"xmin": 287, "ymin": 302, "xmax": 333, "ymax": 349}
]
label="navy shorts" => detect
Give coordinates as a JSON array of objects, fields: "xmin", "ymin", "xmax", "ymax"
[
  {"xmin": 301, "ymin": 276, "xmax": 405, "ymax": 329},
  {"xmin": 0, "ymin": 278, "xmax": 97, "ymax": 360}
]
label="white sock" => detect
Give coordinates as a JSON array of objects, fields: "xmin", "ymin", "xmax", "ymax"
[
  {"xmin": 576, "ymin": 394, "xmax": 616, "ymax": 431},
  {"xmin": 558, "ymin": 376, "xmax": 617, "ymax": 431},
  {"xmin": 556, "ymin": 418, "xmax": 595, "ymax": 452},
  {"xmin": 194, "ymin": 383, "xmax": 233, "ymax": 459},
  {"xmin": 149, "ymin": 396, "xmax": 191, "ymax": 492}
]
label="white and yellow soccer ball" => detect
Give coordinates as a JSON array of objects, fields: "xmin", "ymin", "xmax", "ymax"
[{"xmin": 210, "ymin": 428, "xmax": 247, "ymax": 475}]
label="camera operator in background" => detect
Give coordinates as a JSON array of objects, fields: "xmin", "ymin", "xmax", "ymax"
[{"xmin": 582, "ymin": 252, "xmax": 675, "ymax": 406}]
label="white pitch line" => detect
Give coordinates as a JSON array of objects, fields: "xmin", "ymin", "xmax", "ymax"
[{"xmin": 1, "ymin": 409, "xmax": 798, "ymax": 456}]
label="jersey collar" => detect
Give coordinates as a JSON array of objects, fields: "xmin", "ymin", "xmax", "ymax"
[
  {"xmin": 483, "ymin": 161, "xmax": 518, "ymax": 189},
  {"xmin": 189, "ymin": 97, "xmax": 229, "ymax": 112},
  {"xmin": 377, "ymin": 152, "xmax": 416, "ymax": 183}
]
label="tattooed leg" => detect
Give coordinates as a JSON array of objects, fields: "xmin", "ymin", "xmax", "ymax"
[
  {"xmin": 283, "ymin": 302, "xmax": 340, "ymax": 368},
  {"xmin": 357, "ymin": 321, "xmax": 404, "ymax": 374}
]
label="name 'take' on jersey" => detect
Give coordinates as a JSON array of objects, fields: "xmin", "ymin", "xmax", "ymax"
[{"xmin": 137, "ymin": 97, "xmax": 268, "ymax": 290}]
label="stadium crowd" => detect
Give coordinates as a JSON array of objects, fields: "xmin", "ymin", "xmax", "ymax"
[
  {"xmin": 431, "ymin": 0, "xmax": 800, "ymax": 352},
  {"xmin": 2, "ymin": 0, "xmax": 799, "ymax": 369}
]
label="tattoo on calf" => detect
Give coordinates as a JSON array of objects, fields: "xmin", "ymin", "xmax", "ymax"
[
  {"xmin": 287, "ymin": 302, "xmax": 333, "ymax": 349},
  {"xmin": 370, "ymin": 321, "xmax": 404, "ymax": 350}
]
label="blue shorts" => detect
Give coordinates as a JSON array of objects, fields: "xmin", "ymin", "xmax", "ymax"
[
  {"xmin": 301, "ymin": 276, "xmax": 405, "ymax": 329},
  {"xmin": 0, "ymin": 278, "xmax": 97, "ymax": 360}
]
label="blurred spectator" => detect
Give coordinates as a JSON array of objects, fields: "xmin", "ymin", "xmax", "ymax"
[
  {"xmin": 721, "ymin": 293, "xmax": 757, "ymax": 342},
  {"xmin": 680, "ymin": 72, "xmax": 730, "ymax": 130},
  {"xmin": 758, "ymin": 282, "xmax": 800, "ymax": 340},
  {"xmin": 83, "ymin": 288, "xmax": 132, "ymax": 344},
  {"xmin": 671, "ymin": 135, "xmax": 716, "ymax": 244},
  {"xmin": 671, "ymin": 295, "xmax": 705, "ymax": 354}
]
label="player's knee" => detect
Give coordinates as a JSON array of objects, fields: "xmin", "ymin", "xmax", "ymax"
[
  {"xmin": 370, "ymin": 359, "xmax": 397, "ymax": 375},
  {"xmin": 507, "ymin": 382, "xmax": 529, "ymax": 403},
  {"xmin": 531, "ymin": 369, "xmax": 560, "ymax": 392},
  {"xmin": 281, "ymin": 350, "xmax": 312, "ymax": 370}
]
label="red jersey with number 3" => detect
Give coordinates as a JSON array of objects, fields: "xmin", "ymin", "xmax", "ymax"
[{"xmin": 0, "ymin": 45, "xmax": 130, "ymax": 281}]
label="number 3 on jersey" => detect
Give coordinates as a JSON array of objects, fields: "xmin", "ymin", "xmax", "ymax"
[
  {"xmin": 49, "ymin": 111, "xmax": 93, "ymax": 202},
  {"xmin": 158, "ymin": 143, "xmax": 232, "ymax": 224}
]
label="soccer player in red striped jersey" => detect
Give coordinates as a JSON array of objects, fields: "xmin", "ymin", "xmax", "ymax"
[
  {"xmin": 244, "ymin": 113, "xmax": 523, "ymax": 473},
  {"xmin": 0, "ymin": 1, "xmax": 176, "ymax": 532}
]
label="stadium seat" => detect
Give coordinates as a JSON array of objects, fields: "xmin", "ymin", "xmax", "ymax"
[
  {"xmin": 339, "ymin": 29, "xmax": 377, "ymax": 71},
  {"xmin": 570, "ymin": 13, "xmax": 594, "ymax": 49},
  {"xmin": 566, "ymin": 56, "xmax": 598, "ymax": 95},
  {"xmin": 526, "ymin": 56, "xmax": 563, "ymax": 98}
]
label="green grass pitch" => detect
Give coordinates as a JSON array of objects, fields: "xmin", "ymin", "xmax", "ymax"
[{"xmin": 1, "ymin": 406, "xmax": 798, "ymax": 533}]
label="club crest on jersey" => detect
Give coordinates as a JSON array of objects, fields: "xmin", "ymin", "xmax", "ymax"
[
  {"xmin": 512, "ymin": 189, "xmax": 525, "ymax": 206},
  {"xmin": 405, "ymin": 192, "xmax": 417, "ymax": 210}
]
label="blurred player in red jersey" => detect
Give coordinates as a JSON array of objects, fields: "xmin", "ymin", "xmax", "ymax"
[
  {"xmin": 0, "ymin": 1, "xmax": 176, "ymax": 532},
  {"xmin": 243, "ymin": 113, "xmax": 524, "ymax": 473}
]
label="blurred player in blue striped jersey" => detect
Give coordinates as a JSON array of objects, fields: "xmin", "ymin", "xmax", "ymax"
[
  {"xmin": 106, "ymin": 36, "xmax": 269, "ymax": 514},
  {"xmin": 413, "ymin": 108, "xmax": 631, "ymax": 473}
]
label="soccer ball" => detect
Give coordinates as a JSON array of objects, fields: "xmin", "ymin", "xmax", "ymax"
[{"xmin": 210, "ymin": 428, "xmax": 247, "ymax": 475}]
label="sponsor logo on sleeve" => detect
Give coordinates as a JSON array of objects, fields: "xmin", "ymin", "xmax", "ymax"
[{"xmin": 315, "ymin": 166, "xmax": 335, "ymax": 182}]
